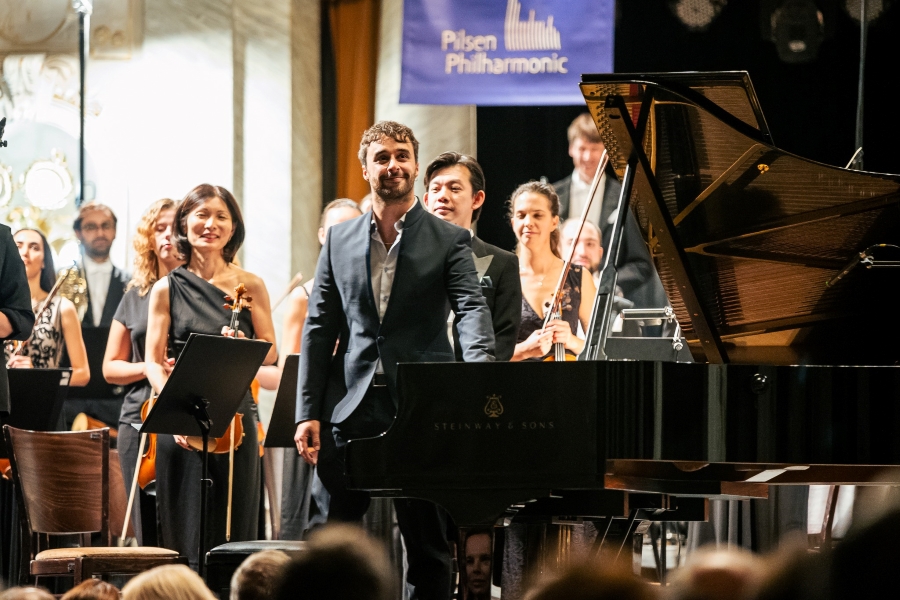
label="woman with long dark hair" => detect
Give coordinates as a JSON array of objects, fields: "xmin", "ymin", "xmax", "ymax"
[
  {"xmin": 507, "ymin": 181, "xmax": 595, "ymax": 361},
  {"xmin": 102, "ymin": 198, "xmax": 183, "ymax": 545},
  {"xmin": 4, "ymin": 228, "xmax": 90, "ymax": 385},
  {"xmin": 144, "ymin": 184, "xmax": 277, "ymax": 568}
]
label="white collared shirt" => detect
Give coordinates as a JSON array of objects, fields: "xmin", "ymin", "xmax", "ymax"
[
  {"xmin": 370, "ymin": 209, "xmax": 409, "ymax": 374},
  {"xmin": 370, "ymin": 214, "xmax": 408, "ymax": 322},
  {"xmin": 568, "ymin": 169, "xmax": 606, "ymax": 226},
  {"xmin": 83, "ymin": 256, "xmax": 113, "ymax": 325}
]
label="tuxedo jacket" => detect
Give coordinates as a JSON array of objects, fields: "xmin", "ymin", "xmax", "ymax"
[
  {"xmin": 298, "ymin": 201, "xmax": 495, "ymax": 425},
  {"xmin": 79, "ymin": 261, "xmax": 130, "ymax": 328},
  {"xmin": 0, "ymin": 224, "xmax": 36, "ymax": 413},
  {"xmin": 453, "ymin": 236, "xmax": 521, "ymax": 362},
  {"xmin": 553, "ymin": 173, "xmax": 666, "ymax": 309}
]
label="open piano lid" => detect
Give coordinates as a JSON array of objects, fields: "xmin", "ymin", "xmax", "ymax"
[{"xmin": 580, "ymin": 71, "xmax": 900, "ymax": 365}]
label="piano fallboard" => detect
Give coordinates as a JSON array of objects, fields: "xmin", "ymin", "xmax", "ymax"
[{"xmin": 345, "ymin": 361, "xmax": 900, "ymax": 525}]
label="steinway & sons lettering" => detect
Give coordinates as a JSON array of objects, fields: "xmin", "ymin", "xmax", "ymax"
[{"xmin": 433, "ymin": 421, "xmax": 555, "ymax": 431}]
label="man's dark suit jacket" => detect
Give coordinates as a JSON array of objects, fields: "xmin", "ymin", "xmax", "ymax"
[
  {"xmin": 298, "ymin": 201, "xmax": 495, "ymax": 425},
  {"xmin": 453, "ymin": 236, "xmax": 521, "ymax": 362},
  {"xmin": 553, "ymin": 172, "xmax": 667, "ymax": 309},
  {"xmin": 79, "ymin": 261, "xmax": 130, "ymax": 328},
  {"xmin": 1, "ymin": 224, "xmax": 36, "ymax": 414}
]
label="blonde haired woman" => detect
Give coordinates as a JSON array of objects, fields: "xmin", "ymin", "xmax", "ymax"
[
  {"xmin": 122, "ymin": 564, "xmax": 216, "ymax": 600},
  {"xmin": 102, "ymin": 198, "xmax": 183, "ymax": 545}
]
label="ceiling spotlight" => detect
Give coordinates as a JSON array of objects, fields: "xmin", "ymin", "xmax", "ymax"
[
  {"xmin": 768, "ymin": 0, "xmax": 825, "ymax": 63},
  {"xmin": 669, "ymin": 0, "xmax": 728, "ymax": 32},
  {"xmin": 844, "ymin": 0, "xmax": 890, "ymax": 23}
]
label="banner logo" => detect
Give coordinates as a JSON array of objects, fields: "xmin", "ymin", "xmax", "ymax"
[
  {"xmin": 504, "ymin": 0, "xmax": 561, "ymax": 51},
  {"xmin": 401, "ymin": 0, "xmax": 614, "ymax": 106}
]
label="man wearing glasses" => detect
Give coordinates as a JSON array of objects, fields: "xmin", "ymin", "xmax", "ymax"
[
  {"xmin": 65, "ymin": 202, "xmax": 130, "ymax": 427},
  {"xmin": 73, "ymin": 202, "xmax": 129, "ymax": 328}
]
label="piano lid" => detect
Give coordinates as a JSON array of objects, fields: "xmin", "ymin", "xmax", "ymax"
[{"xmin": 579, "ymin": 72, "xmax": 900, "ymax": 365}]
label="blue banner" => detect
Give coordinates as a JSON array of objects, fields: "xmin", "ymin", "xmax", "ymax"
[{"xmin": 400, "ymin": 0, "xmax": 614, "ymax": 106}]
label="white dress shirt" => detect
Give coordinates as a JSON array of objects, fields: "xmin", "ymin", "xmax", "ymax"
[
  {"xmin": 568, "ymin": 169, "xmax": 606, "ymax": 226},
  {"xmin": 83, "ymin": 257, "xmax": 113, "ymax": 325},
  {"xmin": 370, "ymin": 209, "xmax": 409, "ymax": 372}
]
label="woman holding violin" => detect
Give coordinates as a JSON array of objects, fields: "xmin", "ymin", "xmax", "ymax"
[
  {"xmin": 102, "ymin": 198, "xmax": 183, "ymax": 544},
  {"xmin": 4, "ymin": 228, "xmax": 90, "ymax": 385},
  {"xmin": 144, "ymin": 184, "xmax": 278, "ymax": 569},
  {"xmin": 508, "ymin": 181, "xmax": 596, "ymax": 362}
]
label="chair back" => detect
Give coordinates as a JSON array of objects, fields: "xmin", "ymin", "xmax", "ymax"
[{"xmin": 3, "ymin": 425, "xmax": 109, "ymax": 542}]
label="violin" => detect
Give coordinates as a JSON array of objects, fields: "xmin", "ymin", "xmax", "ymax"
[
  {"xmin": 542, "ymin": 149, "xmax": 609, "ymax": 362},
  {"xmin": 182, "ymin": 283, "xmax": 251, "ymax": 453}
]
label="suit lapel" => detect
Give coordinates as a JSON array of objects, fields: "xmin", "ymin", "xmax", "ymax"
[
  {"xmin": 100, "ymin": 267, "xmax": 124, "ymax": 325},
  {"xmin": 358, "ymin": 216, "xmax": 379, "ymax": 319}
]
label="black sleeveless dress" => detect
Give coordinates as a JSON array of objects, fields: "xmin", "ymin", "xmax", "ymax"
[
  {"xmin": 515, "ymin": 264, "xmax": 584, "ymax": 360},
  {"xmin": 155, "ymin": 266, "xmax": 261, "ymax": 569}
]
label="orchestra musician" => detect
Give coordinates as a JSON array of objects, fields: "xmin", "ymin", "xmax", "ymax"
[
  {"xmin": 0, "ymin": 223, "xmax": 34, "ymax": 414},
  {"xmin": 423, "ymin": 152, "xmax": 522, "ymax": 361},
  {"xmin": 508, "ymin": 182, "xmax": 595, "ymax": 362},
  {"xmin": 262, "ymin": 198, "xmax": 362, "ymax": 540},
  {"xmin": 294, "ymin": 121, "xmax": 495, "ymax": 600},
  {"xmin": 102, "ymin": 198, "xmax": 184, "ymax": 545},
  {"xmin": 144, "ymin": 184, "xmax": 278, "ymax": 569},
  {"xmin": 551, "ymin": 114, "xmax": 665, "ymax": 309},
  {"xmin": 4, "ymin": 229, "xmax": 90, "ymax": 386}
]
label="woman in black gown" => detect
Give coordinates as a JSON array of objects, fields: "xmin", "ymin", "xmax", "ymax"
[
  {"xmin": 144, "ymin": 184, "xmax": 278, "ymax": 569},
  {"xmin": 102, "ymin": 197, "xmax": 183, "ymax": 544},
  {"xmin": 508, "ymin": 181, "xmax": 595, "ymax": 362}
]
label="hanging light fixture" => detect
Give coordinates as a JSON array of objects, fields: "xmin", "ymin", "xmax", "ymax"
[
  {"xmin": 765, "ymin": 0, "xmax": 826, "ymax": 63},
  {"xmin": 668, "ymin": 0, "xmax": 728, "ymax": 32}
]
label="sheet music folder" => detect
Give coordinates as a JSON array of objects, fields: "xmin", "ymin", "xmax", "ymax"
[
  {"xmin": 140, "ymin": 333, "xmax": 271, "ymax": 438},
  {"xmin": 0, "ymin": 368, "xmax": 71, "ymax": 458},
  {"xmin": 264, "ymin": 353, "xmax": 299, "ymax": 448}
]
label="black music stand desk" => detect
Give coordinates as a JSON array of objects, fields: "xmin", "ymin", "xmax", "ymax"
[
  {"xmin": 264, "ymin": 354, "xmax": 300, "ymax": 449},
  {"xmin": 140, "ymin": 334, "xmax": 271, "ymax": 576},
  {"xmin": 0, "ymin": 368, "xmax": 71, "ymax": 458}
]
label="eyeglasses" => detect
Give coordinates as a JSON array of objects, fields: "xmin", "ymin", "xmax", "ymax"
[{"xmin": 81, "ymin": 222, "xmax": 115, "ymax": 233}]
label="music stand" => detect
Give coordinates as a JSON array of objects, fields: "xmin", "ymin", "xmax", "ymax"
[
  {"xmin": 264, "ymin": 354, "xmax": 300, "ymax": 448},
  {"xmin": 0, "ymin": 368, "xmax": 71, "ymax": 458},
  {"xmin": 140, "ymin": 334, "xmax": 271, "ymax": 576}
]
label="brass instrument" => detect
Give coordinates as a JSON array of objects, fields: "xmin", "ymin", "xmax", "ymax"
[{"xmin": 56, "ymin": 265, "xmax": 89, "ymax": 321}]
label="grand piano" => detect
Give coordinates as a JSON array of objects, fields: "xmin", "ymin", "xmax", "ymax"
[{"xmin": 346, "ymin": 72, "xmax": 900, "ymax": 560}]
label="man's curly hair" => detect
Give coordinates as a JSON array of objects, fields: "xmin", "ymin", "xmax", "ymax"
[{"xmin": 357, "ymin": 121, "xmax": 419, "ymax": 166}]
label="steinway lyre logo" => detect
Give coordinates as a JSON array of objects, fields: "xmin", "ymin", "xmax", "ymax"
[{"xmin": 484, "ymin": 394, "xmax": 504, "ymax": 418}]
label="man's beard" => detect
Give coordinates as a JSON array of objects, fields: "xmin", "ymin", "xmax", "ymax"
[
  {"xmin": 373, "ymin": 174, "xmax": 414, "ymax": 203},
  {"xmin": 84, "ymin": 241, "xmax": 111, "ymax": 261}
]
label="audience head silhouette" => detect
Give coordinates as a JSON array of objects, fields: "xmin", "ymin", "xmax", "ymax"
[
  {"xmin": 274, "ymin": 524, "xmax": 394, "ymax": 600},
  {"xmin": 121, "ymin": 564, "xmax": 216, "ymax": 600}
]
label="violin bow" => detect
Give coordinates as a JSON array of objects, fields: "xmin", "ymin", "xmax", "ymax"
[
  {"xmin": 270, "ymin": 271, "xmax": 303, "ymax": 312},
  {"xmin": 541, "ymin": 150, "xmax": 610, "ymax": 357},
  {"xmin": 223, "ymin": 283, "xmax": 251, "ymax": 541},
  {"xmin": 121, "ymin": 429, "xmax": 148, "ymax": 546}
]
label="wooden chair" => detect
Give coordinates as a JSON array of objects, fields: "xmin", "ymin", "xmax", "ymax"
[{"xmin": 3, "ymin": 425, "xmax": 184, "ymax": 586}]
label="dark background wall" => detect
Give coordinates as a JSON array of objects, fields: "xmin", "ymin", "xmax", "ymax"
[{"xmin": 475, "ymin": 1, "xmax": 900, "ymax": 251}]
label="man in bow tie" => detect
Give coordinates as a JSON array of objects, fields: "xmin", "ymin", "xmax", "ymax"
[{"xmin": 424, "ymin": 152, "xmax": 522, "ymax": 361}]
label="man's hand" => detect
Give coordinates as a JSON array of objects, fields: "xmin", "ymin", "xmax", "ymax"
[{"xmin": 295, "ymin": 420, "xmax": 321, "ymax": 465}]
